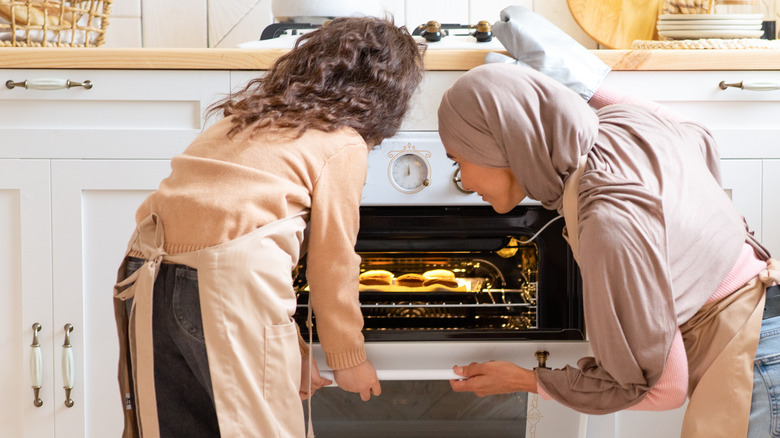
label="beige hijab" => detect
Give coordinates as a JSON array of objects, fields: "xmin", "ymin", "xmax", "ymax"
[
  {"xmin": 438, "ymin": 63, "xmax": 751, "ymax": 413},
  {"xmin": 438, "ymin": 63, "xmax": 598, "ymax": 211}
]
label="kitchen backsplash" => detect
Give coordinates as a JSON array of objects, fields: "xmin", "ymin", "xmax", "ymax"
[{"xmin": 108, "ymin": 0, "xmax": 778, "ymax": 49}]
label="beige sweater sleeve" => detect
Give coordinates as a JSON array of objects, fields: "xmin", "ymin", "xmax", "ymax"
[{"xmin": 305, "ymin": 145, "xmax": 369, "ymax": 370}]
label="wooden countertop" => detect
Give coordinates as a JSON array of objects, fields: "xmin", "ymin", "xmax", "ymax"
[{"xmin": 0, "ymin": 47, "xmax": 779, "ymax": 70}]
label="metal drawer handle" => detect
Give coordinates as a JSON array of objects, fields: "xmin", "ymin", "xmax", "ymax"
[
  {"xmin": 30, "ymin": 323, "xmax": 43, "ymax": 407},
  {"xmin": 62, "ymin": 323, "xmax": 74, "ymax": 408},
  {"xmin": 535, "ymin": 350, "xmax": 550, "ymax": 369},
  {"xmin": 719, "ymin": 80, "xmax": 780, "ymax": 91},
  {"xmin": 5, "ymin": 78, "xmax": 93, "ymax": 90}
]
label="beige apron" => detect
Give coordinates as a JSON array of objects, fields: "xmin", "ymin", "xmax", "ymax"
[
  {"xmin": 561, "ymin": 155, "xmax": 765, "ymax": 437},
  {"xmin": 113, "ymin": 212, "xmax": 308, "ymax": 438}
]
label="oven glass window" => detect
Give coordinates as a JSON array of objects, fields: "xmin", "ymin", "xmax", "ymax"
[
  {"xmin": 355, "ymin": 239, "xmax": 538, "ymax": 333},
  {"xmin": 293, "ymin": 205, "xmax": 583, "ymax": 342},
  {"xmin": 294, "ymin": 236, "xmax": 542, "ymax": 340},
  {"xmin": 305, "ymin": 381, "xmax": 529, "ymax": 438}
]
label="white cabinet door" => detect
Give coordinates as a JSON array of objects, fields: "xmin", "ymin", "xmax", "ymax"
[
  {"xmin": 51, "ymin": 160, "xmax": 172, "ymax": 437},
  {"xmin": 0, "ymin": 160, "xmax": 53, "ymax": 438},
  {"xmin": 763, "ymin": 159, "xmax": 780, "ymax": 256},
  {"xmin": 721, "ymin": 159, "xmax": 763, "ymax": 243}
]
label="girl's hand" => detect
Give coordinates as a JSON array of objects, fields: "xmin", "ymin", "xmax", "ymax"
[
  {"xmin": 450, "ymin": 361, "xmax": 538, "ymax": 396},
  {"xmin": 333, "ymin": 360, "xmax": 382, "ymax": 401},
  {"xmin": 299, "ymin": 353, "xmax": 332, "ymax": 400}
]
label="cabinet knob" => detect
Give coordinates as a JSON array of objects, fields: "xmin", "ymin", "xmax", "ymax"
[
  {"xmin": 5, "ymin": 78, "xmax": 93, "ymax": 90},
  {"xmin": 30, "ymin": 323, "xmax": 43, "ymax": 408}
]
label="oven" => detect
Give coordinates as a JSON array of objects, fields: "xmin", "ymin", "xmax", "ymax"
[{"xmin": 293, "ymin": 132, "xmax": 590, "ymax": 438}]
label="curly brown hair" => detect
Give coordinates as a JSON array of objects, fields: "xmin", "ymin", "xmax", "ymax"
[{"xmin": 208, "ymin": 16, "xmax": 425, "ymax": 146}]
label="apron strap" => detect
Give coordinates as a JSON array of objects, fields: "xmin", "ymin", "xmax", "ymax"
[
  {"xmin": 306, "ymin": 296, "xmax": 316, "ymax": 438},
  {"xmin": 113, "ymin": 214, "xmax": 167, "ymax": 438}
]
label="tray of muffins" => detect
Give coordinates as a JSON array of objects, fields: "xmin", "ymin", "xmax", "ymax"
[{"xmin": 358, "ymin": 269, "xmax": 477, "ymax": 292}]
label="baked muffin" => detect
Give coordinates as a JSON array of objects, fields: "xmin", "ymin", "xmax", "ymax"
[
  {"xmin": 395, "ymin": 273, "xmax": 425, "ymax": 288},
  {"xmin": 359, "ymin": 269, "xmax": 394, "ymax": 286},
  {"xmin": 422, "ymin": 269, "xmax": 458, "ymax": 288}
]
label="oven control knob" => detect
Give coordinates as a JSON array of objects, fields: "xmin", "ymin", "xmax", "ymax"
[
  {"xmin": 419, "ymin": 20, "xmax": 443, "ymax": 42},
  {"xmin": 452, "ymin": 166, "xmax": 473, "ymax": 194},
  {"xmin": 471, "ymin": 21, "xmax": 493, "ymax": 42},
  {"xmin": 388, "ymin": 150, "xmax": 431, "ymax": 194}
]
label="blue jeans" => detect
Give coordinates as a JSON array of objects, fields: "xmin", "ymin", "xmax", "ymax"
[{"xmin": 748, "ymin": 314, "xmax": 780, "ymax": 438}]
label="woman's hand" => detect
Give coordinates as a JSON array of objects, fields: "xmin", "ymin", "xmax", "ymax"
[
  {"xmin": 299, "ymin": 353, "xmax": 332, "ymax": 400},
  {"xmin": 760, "ymin": 258, "xmax": 780, "ymax": 286},
  {"xmin": 450, "ymin": 361, "xmax": 538, "ymax": 396},
  {"xmin": 333, "ymin": 360, "xmax": 382, "ymax": 401}
]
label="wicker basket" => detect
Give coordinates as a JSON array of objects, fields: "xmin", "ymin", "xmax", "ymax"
[{"xmin": 0, "ymin": 0, "xmax": 112, "ymax": 47}]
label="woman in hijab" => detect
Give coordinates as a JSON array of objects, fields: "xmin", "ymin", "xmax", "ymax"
[{"xmin": 439, "ymin": 6, "xmax": 780, "ymax": 438}]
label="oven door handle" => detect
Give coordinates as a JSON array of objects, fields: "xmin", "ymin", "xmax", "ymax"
[{"xmin": 319, "ymin": 368, "xmax": 461, "ymax": 383}]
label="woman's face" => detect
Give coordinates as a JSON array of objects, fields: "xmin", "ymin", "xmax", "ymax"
[{"xmin": 448, "ymin": 153, "xmax": 527, "ymax": 214}]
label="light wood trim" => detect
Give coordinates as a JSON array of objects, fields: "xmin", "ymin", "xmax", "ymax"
[{"xmin": 0, "ymin": 47, "xmax": 779, "ymax": 70}]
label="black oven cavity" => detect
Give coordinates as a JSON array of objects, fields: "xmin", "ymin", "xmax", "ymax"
[{"xmin": 293, "ymin": 205, "xmax": 584, "ymax": 342}]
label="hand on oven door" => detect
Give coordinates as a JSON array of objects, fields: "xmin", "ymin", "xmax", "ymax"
[
  {"xmin": 299, "ymin": 352, "xmax": 333, "ymax": 400},
  {"xmin": 450, "ymin": 361, "xmax": 538, "ymax": 396},
  {"xmin": 760, "ymin": 258, "xmax": 780, "ymax": 286},
  {"xmin": 333, "ymin": 360, "xmax": 382, "ymax": 401}
]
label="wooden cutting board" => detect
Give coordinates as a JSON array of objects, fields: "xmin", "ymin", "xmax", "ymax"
[{"xmin": 567, "ymin": 0, "xmax": 663, "ymax": 49}]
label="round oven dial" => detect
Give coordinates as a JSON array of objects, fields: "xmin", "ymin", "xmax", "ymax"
[{"xmin": 389, "ymin": 152, "xmax": 431, "ymax": 193}]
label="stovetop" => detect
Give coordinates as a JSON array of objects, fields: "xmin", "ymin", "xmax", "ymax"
[{"xmin": 239, "ymin": 22, "xmax": 506, "ymax": 50}]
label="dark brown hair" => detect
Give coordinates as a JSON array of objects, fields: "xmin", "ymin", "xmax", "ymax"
[{"xmin": 207, "ymin": 16, "xmax": 425, "ymax": 146}]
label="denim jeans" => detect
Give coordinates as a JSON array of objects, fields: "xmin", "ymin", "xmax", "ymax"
[
  {"xmin": 748, "ymin": 314, "xmax": 780, "ymax": 438},
  {"xmin": 126, "ymin": 257, "xmax": 221, "ymax": 437}
]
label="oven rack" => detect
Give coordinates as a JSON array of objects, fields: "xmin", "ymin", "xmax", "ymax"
[{"xmin": 358, "ymin": 302, "xmax": 533, "ymax": 308}]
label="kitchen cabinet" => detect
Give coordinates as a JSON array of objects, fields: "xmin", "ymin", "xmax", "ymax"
[
  {"xmin": 3, "ymin": 55, "xmax": 779, "ymax": 437},
  {"xmin": 1, "ymin": 159, "xmax": 169, "ymax": 438},
  {"xmin": 49, "ymin": 160, "xmax": 171, "ymax": 437},
  {"xmin": 0, "ymin": 69, "xmax": 229, "ymax": 436},
  {"xmin": 1, "ymin": 160, "xmax": 53, "ymax": 438}
]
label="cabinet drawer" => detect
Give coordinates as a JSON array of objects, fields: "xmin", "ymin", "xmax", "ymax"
[
  {"xmin": 0, "ymin": 70, "xmax": 231, "ymax": 159},
  {"xmin": 605, "ymin": 71, "xmax": 780, "ymax": 159}
]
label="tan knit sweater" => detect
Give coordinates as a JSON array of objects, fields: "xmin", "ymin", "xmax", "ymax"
[{"xmin": 134, "ymin": 116, "xmax": 369, "ymax": 370}]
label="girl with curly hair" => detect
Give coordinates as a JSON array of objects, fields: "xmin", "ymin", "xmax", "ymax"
[{"xmin": 112, "ymin": 16, "xmax": 424, "ymax": 437}]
